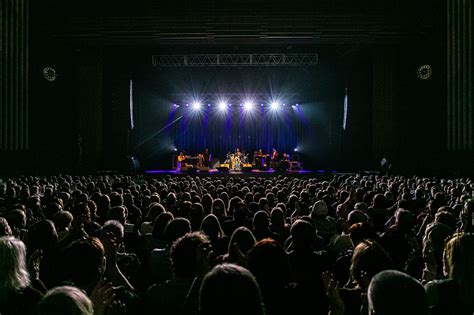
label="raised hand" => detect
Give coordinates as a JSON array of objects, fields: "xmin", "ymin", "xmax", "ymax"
[
  {"xmin": 90, "ymin": 278, "xmax": 115, "ymax": 315},
  {"xmin": 322, "ymin": 271, "xmax": 345, "ymax": 315}
]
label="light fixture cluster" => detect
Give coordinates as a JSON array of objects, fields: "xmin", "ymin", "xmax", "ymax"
[{"xmin": 172, "ymin": 101, "xmax": 300, "ymax": 111}]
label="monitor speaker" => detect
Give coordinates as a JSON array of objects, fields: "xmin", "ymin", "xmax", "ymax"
[
  {"xmin": 218, "ymin": 164, "xmax": 229, "ymax": 172},
  {"xmin": 242, "ymin": 164, "xmax": 253, "ymax": 172},
  {"xmin": 199, "ymin": 166, "xmax": 210, "ymax": 172}
]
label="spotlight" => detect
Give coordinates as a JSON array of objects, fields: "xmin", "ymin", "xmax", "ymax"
[
  {"xmin": 174, "ymin": 148, "xmax": 178, "ymax": 151},
  {"xmin": 186, "ymin": 103, "xmax": 189, "ymax": 107},
  {"xmin": 261, "ymin": 103, "xmax": 264, "ymax": 107},
  {"xmin": 243, "ymin": 101, "xmax": 253, "ymax": 111},
  {"xmin": 192, "ymin": 101, "xmax": 202, "ymax": 111},
  {"xmin": 207, "ymin": 103, "xmax": 211, "ymax": 107},
  {"xmin": 270, "ymin": 101, "xmax": 279, "ymax": 110},
  {"xmin": 295, "ymin": 103, "xmax": 299, "ymax": 107},
  {"xmin": 294, "ymin": 148, "xmax": 298, "ymax": 152},
  {"xmin": 173, "ymin": 104, "xmax": 177, "ymax": 107},
  {"xmin": 218, "ymin": 102, "xmax": 227, "ymax": 111}
]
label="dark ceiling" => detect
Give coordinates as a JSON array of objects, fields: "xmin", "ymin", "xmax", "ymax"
[{"xmin": 31, "ymin": 0, "xmax": 445, "ymax": 46}]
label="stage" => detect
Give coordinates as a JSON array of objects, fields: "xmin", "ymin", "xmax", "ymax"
[{"xmin": 143, "ymin": 168, "xmax": 340, "ymax": 178}]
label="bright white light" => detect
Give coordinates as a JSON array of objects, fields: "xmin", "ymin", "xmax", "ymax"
[
  {"xmin": 174, "ymin": 148, "xmax": 178, "ymax": 151},
  {"xmin": 218, "ymin": 102, "xmax": 227, "ymax": 111},
  {"xmin": 270, "ymin": 101, "xmax": 279, "ymax": 111},
  {"xmin": 192, "ymin": 101, "xmax": 202, "ymax": 111},
  {"xmin": 294, "ymin": 148, "xmax": 298, "ymax": 152},
  {"xmin": 243, "ymin": 101, "xmax": 253, "ymax": 111}
]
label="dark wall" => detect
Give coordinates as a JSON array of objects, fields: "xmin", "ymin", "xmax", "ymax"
[{"xmin": 22, "ymin": 0, "xmax": 466, "ymax": 176}]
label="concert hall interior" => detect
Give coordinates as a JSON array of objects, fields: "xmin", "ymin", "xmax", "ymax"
[
  {"xmin": 2, "ymin": 1, "xmax": 474, "ymax": 315},
  {"xmin": 0, "ymin": 0, "xmax": 472, "ymax": 177}
]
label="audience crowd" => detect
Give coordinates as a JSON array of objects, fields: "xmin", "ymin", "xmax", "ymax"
[{"xmin": 0, "ymin": 173, "xmax": 473, "ymax": 315}]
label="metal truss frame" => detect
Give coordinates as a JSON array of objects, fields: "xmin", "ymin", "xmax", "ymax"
[{"xmin": 152, "ymin": 53, "xmax": 318, "ymax": 67}]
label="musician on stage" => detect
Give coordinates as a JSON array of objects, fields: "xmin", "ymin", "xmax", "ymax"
[
  {"xmin": 270, "ymin": 148, "xmax": 280, "ymax": 170},
  {"xmin": 177, "ymin": 150, "xmax": 186, "ymax": 170},
  {"xmin": 254, "ymin": 148, "xmax": 268, "ymax": 170},
  {"xmin": 241, "ymin": 149, "xmax": 249, "ymax": 164},
  {"xmin": 202, "ymin": 148, "xmax": 211, "ymax": 167},
  {"xmin": 233, "ymin": 148, "xmax": 242, "ymax": 170},
  {"xmin": 271, "ymin": 148, "xmax": 279, "ymax": 162}
]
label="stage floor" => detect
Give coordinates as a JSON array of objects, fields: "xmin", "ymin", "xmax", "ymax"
[{"xmin": 143, "ymin": 168, "xmax": 334, "ymax": 177}]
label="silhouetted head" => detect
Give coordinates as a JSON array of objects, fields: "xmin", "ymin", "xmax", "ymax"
[{"xmin": 200, "ymin": 264, "xmax": 264, "ymax": 315}]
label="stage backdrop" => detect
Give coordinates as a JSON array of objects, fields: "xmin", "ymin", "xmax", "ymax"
[{"xmin": 129, "ymin": 64, "xmax": 345, "ymax": 170}]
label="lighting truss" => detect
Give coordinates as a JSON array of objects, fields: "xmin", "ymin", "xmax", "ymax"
[{"xmin": 152, "ymin": 53, "xmax": 318, "ymax": 67}]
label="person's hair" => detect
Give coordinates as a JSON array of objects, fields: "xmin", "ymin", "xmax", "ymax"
[
  {"xmin": 71, "ymin": 202, "xmax": 91, "ymax": 222},
  {"xmin": 211, "ymin": 198, "xmax": 227, "ymax": 218},
  {"xmin": 348, "ymin": 222, "xmax": 376, "ymax": 247},
  {"xmin": 199, "ymin": 263, "xmax": 264, "ymax": 315},
  {"xmin": 200, "ymin": 214, "xmax": 225, "ymax": 239},
  {"xmin": 350, "ymin": 239, "xmax": 394, "ymax": 289},
  {"xmin": 146, "ymin": 202, "xmax": 166, "ymax": 221},
  {"xmin": 347, "ymin": 210, "xmax": 368, "ymax": 226},
  {"xmin": 290, "ymin": 219, "xmax": 316, "ymax": 249},
  {"xmin": 52, "ymin": 211, "xmax": 74, "ymax": 232},
  {"xmin": 102, "ymin": 220, "xmax": 124, "ymax": 240},
  {"xmin": 36, "ymin": 285, "xmax": 94, "ymax": 315},
  {"xmin": 0, "ymin": 217, "xmax": 12, "ymax": 236},
  {"xmin": 247, "ymin": 238, "xmax": 290, "ymax": 288},
  {"xmin": 63, "ymin": 237, "xmax": 105, "ymax": 287},
  {"xmin": 171, "ymin": 231, "xmax": 210, "ymax": 278},
  {"xmin": 443, "ymin": 233, "xmax": 474, "ymax": 306},
  {"xmin": 0, "ymin": 237, "xmax": 30, "ymax": 301},
  {"xmin": 228, "ymin": 226, "xmax": 256, "ymax": 256},
  {"xmin": 253, "ymin": 211, "xmax": 269, "ymax": 230},
  {"xmin": 107, "ymin": 206, "xmax": 127, "ymax": 225},
  {"xmin": 368, "ymin": 270, "xmax": 429, "ymax": 315},
  {"xmin": 152, "ymin": 212, "xmax": 174, "ymax": 239},
  {"xmin": 27, "ymin": 219, "xmax": 58, "ymax": 253},
  {"xmin": 164, "ymin": 217, "xmax": 192, "ymax": 244},
  {"xmin": 372, "ymin": 194, "xmax": 387, "ymax": 209},
  {"xmin": 4, "ymin": 209, "xmax": 26, "ymax": 230}
]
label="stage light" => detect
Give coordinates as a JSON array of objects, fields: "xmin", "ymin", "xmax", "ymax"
[
  {"xmin": 270, "ymin": 101, "xmax": 279, "ymax": 110},
  {"xmin": 261, "ymin": 103, "xmax": 264, "ymax": 107},
  {"xmin": 174, "ymin": 148, "xmax": 178, "ymax": 151},
  {"xmin": 294, "ymin": 148, "xmax": 298, "ymax": 152},
  {"xmin": 192, "ymin": 101, "xmax": 202, "ymax": 111},
  {"xmin": 207, "ymin": 103, "xmax": 211, "ymax": 107},
  {"xmin": 186, "ymin": 103, "xmax": 189, "ymax": 107},
  {"xmin": 295, "ymin": 103, "xmax": 299, "ymax": 107},
  {"xmin": 218, "ymin": 102, "xmax": 227, "ymax": 111},
  {"xmin": 243, "ymin": 101, "xmax": 253, "ymax": 111}
]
